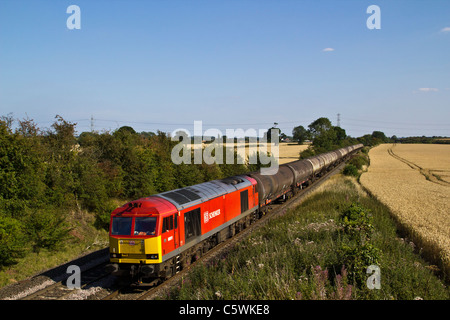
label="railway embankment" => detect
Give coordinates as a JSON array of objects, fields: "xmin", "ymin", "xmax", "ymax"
[{"xmin": 158, "ymin": 173, "xmax": 449, "ymax": 300}]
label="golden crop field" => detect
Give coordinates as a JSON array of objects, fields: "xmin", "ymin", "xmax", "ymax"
[
  {"xmin": 199, "ymin": 142, "xmax": 309, "ymax": 165},
  {"xmin": 278, "ymin": 143, "xmax": 309, "ymax": 164},
  {"xmin": 390, "ymin": 144, "xmax": 450, "ymax": 184},
  {"xmin": 360, "ymin": 144, "xmax": 450, "ymax": 272}
]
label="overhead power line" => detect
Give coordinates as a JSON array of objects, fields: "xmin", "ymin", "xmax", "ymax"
[{"xmin": 344, "ymin": 117, "xmax": 450, "ymax": 127}]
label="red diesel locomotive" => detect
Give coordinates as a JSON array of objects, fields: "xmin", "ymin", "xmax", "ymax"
[{"xmin": 108, "ymin": 175, "xmax": 259, "ymax": 282}]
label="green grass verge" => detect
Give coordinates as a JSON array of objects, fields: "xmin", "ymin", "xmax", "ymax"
[{"xmin": 160, "ymin": 175, "xmax": 449, "ymax": 300}]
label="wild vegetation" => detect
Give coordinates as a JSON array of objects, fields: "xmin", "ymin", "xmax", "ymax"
[
  {"xmin": 360, "ymin": 144, "xmax": 450, "ymax": 276},
  {"xmin": 160, "ymin": 175, "xmax": 449, "ymax": 300},
  {"xmin": 342, "ymin": 151, "xmax": 370, "ymax": 178}
]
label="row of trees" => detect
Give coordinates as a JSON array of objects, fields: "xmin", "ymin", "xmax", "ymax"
[
  {"xmin": 0, "ymin": 115, "xmax": 263, "ymax": 267},
  {"xmin": 393, "ymin": 136, "xmax": 450, "ymax": 144},
  {"xmin": 291, "ymin": 118, "xmax": 360, "ymax": 157},
  {"xmin": 292, "ymin": 117, "xmax": 413, "ymax": 158},
  {"xmin": 293, "ymin": 118, "xmax": 450, "ymax": 150}
]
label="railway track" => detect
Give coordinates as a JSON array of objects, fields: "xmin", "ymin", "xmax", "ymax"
[
  {"xmin": 103, "ymin": 160, "xmax": 347, "ymax": 300},
  {"xmin": 0, "ymin": 248, "xmax": 110, "ymax": 300},
  {"xmin": 20, "ymin": 261, "xmax": 112, "ymax": 300}
]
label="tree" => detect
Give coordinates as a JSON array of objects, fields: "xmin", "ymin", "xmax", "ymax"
[
  {"xmin": 308, "ymin": 118, "xmax": 336, "ymax": 152},
  {"xmin": 308, "ymin": 117, "xmax": 333, "ymax": 139},
  {"xmin": 43, "ymin": 116, "xmax": 78, "ymax": 207},
  {"xmin": 299, "ymin": 117, "xmax": 357, "ymax": 158},
  {"xmin": 0, "ymin": 117, "xmax": 47, "ymax": 216},
  {"xmin": 334, "ymin": 126, "xmax": 347, "ymax": 142},
  {"xmin": 24, "ymin": 208, "xmax": 70, "ymax": 253},
  {"xmin": 372, "ymin": 131, "xmax": 388, "ymax": 143},
  {"xmin": 292, "ymin": 125, "xmax": 309, "ymax": 144},
  {"xmin": 357, "ymin": 131, "xmax": 389, "ymax": 146},
  {"xmin": 46, "ymin": 115, "xmax": 77, "ymax": 154},
  {"xmin": 0, "ymin": 216, "xmax": 26, "ymax": 267}
]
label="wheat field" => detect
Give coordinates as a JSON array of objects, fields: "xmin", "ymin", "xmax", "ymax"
[
  {"xmin": 390, "ymin": 144, "xmax": 450, "ymax": 184},
  {"xmin": 278, "ymin": 143, "xmax": 309, "ymax": 164},
  {"xmin": 199, "ymin": 142, "xmax": 309, "ymax": 165},
  {"xmin": 360, "ymin": 144, "xmax": 450, "ymax": 273}
]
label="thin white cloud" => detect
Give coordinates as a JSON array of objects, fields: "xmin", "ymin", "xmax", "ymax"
[
  {"xmin": 440, "ymin": 27, "xmax": 450, "ymax": 33},
  {"xmin": 418, "ymin": 88, "xmax": 439, "ymax": 92},
  {"xmin": 322, "ymin": 48, "xmax": 335, "ymax": 52}
]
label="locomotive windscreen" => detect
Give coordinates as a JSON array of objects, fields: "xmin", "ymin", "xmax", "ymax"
[
  {"xmin": 111, "ymin": 217, "xmax": 132, "ymax": 236},
  {"xmin": 134, "ymin": 217, "xmax": 157, "ymax": 236}
]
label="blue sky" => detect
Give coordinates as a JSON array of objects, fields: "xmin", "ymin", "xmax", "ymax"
[{"xmin": 1, "ymin": 0, "xmax": 449, "ymax": 138}]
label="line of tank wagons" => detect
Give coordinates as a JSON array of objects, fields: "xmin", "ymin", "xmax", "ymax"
[
  {"xmin": 107, "ymin": 144, "xmax": 363, "ymax": 283},
  {"xmin": 249, "ymin": 143, "xmax": 364, "ymax": 207}
]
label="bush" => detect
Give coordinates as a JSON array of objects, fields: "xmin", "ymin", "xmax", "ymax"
[
  {"xmin": 349, "ymin": 154, "xmax": 369, "ymax": 170},
  {"xmin": 343, "ymin": 164, "xmax": 359, "ymax": 177},
  {"xmin": 0, "ymin": 215, "xmax": 26, "ymax": 267},
  {"xmin": 340, "ymin": 203, "xmax": 381, "ymax": 286},
  {"xmin": 341, "ymin": 203, "xmax": 374, "ymax": 240},
  {"xmin": 24, "ymin": 208, "xmax": 70, "ymax": 253},
  {"xmin": 340, "ymin": 243, "xmax": 381, "ymax": 286},
  {"xmin": 299, "ymin": 147, "xmax": 316, "ymax": 159}
]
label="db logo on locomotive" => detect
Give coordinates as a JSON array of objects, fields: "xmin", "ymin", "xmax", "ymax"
[{"xmin": 204, "ymin": 209, "xmax": 221, "ymax": 223}]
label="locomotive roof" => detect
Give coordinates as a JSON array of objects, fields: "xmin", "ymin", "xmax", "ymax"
[
  {"xmin": 111, "ymin": 195, "xmax": 177, "ymax": 216},
  {"xmin": 155, "ymin": 175, "xmax": 252, "ymax": 210}
]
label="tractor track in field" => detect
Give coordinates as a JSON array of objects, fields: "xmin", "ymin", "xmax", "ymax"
[{"xmin": 388, "ymin": 145, "xmax": 449, "ymax": 186}]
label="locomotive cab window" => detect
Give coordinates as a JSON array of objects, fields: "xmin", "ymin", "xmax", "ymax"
[
  {"xmin": 134, "ymin": 217, "xmax": 157, "ymax": 236},
  {"xmin": 111, "ymin": 217, "xmax": 132, "ymax": 236},
  {"xmin": 162, "ymin": 216, "xmax": 174, "ymax": 233}
]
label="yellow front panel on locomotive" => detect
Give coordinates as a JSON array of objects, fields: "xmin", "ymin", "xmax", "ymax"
[
  {"xmin": 110, "ymin": 236, "xmax": 162, "ymax": 264},
  {"xmin": 120, "ymin": 239, "xmax": 145, "ymax": 254}
]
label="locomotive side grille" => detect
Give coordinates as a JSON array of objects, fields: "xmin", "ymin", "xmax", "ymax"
[
  {"xmin": 162, "ymin": 191, "xmax": 191, "ymax": 205},
  {"xmin": 160, "ymin": 188, "xmax": 202, "ymax": 206},
  {"xmin": 176, "ymin": 188, "xmax": 202, "ymax": 201}
]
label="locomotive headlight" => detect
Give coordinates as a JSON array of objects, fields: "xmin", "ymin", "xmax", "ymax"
[
  {"xmin": 146, "ymin": 254, "xmax": 158, "ymax": 259},
  {"xmin": 110, "ymin": 253, "xmax": 122, "ymax": 258}
]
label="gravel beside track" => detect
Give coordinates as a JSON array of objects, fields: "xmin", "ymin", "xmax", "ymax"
[{"xmin": 0, "ymin": 248, "xmax": 109, "ymax": 300}]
